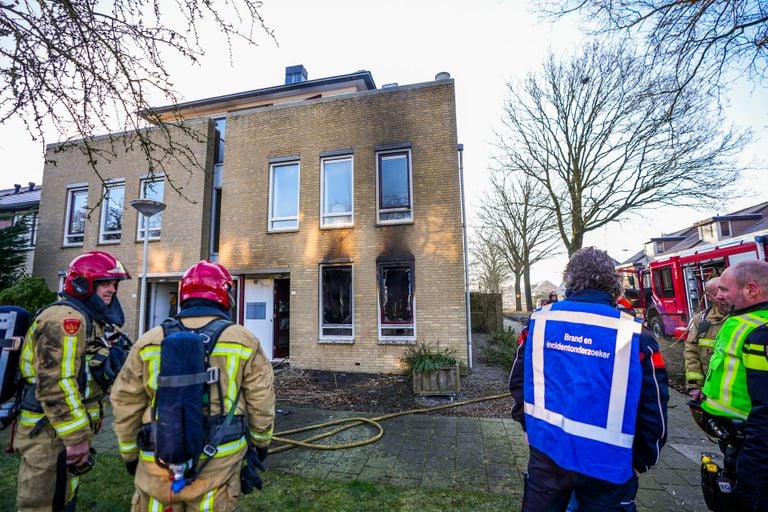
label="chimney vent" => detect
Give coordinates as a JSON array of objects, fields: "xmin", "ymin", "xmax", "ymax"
[
  {"xmin": 435, "ymin": 71, "xmax": 451, "ymax": 81},
  {"xmin": 13, "ymin": 184, "xmax": 21, "ymax": 194},
  {"xmin": 285, "ymin": 65, "xmax": 308, "ymax": 84},
  {"xmin": 28, "ymin": 182, "xmax": 35, "ymax": 191}
]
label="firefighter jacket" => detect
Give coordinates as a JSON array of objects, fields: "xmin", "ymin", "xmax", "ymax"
[
  {"xmin": 737, "ymin": 302, "xmax": 768, "ymax": 502},
  {"xmin": 701, "ymin": 307, "xmax": 768, "ymax": 420},
  {"xmin": 18, "ymin": 303, "xmax": 110, "ymax": 446},
  {"xmin": 110, "ymin": 314, "xmax": 275, "ymax": 502},
  {"xmin": 509, "ymin": 289, "xmax": 669, "ymax": 480},
  {"xmin": 683, "ymin": 305, "xmax": 726, "ymax": 391}
]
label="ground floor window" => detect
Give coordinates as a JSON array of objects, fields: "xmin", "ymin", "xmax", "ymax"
[
  {"xmin": 320, "ymin": 264, "xmax": 353, "ymax": 340},
  {"xmin": 378, "ymin": 261, "xmax": 415, "ymax": 340}
]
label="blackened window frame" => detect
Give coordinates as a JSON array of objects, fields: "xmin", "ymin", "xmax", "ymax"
[
  {"xmin": 378, "ymin": 260, "xmax": 416, "ymax": 341},
  {"xmin": 319, "ymin": 264, "xmax": 354, "ymax": 340},
  {"xmin": 376, "ymin": 149, "xmax": 413, "ymax": 224}
]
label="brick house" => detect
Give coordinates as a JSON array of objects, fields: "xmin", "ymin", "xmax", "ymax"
[
  {"xmin": 0, "ymin": 182, "xmax": 41, "ymax": 275},
  {"xmin": 32, "ymin": 66, "xmax": 470, "ymax": 373}
]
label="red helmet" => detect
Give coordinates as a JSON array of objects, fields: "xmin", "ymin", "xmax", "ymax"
[
  {"xmin": 64, "ymin": 251, "xmax": 131, "ymax": 299},
  {"xmin": 180, "ymin": 260, "xmax": 233, "ymax": 309}
]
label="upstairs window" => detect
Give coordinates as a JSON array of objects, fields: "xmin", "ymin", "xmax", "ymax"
[
  {"xmin": 13, "ymin": 211, "xmax": 38, "ymax": 248},
  {"xmin": 378, "ymin": 262, "xmax": 415, "ymax": 339},
  {"xmin": 719, "ymin": 221, "xmax": 731, "ymax": 238},
  {"xmin": 321, "ymin": 156, "xmax": 353, "ymax": 228},
  {"xmin": 377, "ymin": 150, "xmax": 412, "ymax": 223},
  {"xmin": 99, "ymin": 181, "xmax": 125, "ymax": 243},
  {"xmin": 319, "ymin": 264, "xmax": 353, "ymax": 340},
  {"xmin": 269, "ymin": 161, "xmax": 300, "ymax": 231},
  {"xmin": 64, "ymin": 186, "xmax": 88, "ymax": 246},
  {"xmin": 137, "ymin": 177, "xmax": 164, "ymax": 240}
]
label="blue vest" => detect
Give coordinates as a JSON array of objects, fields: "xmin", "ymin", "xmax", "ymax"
[{"xmin": 524, "ymin": 300, "xmax": 642, "ymax": 484}]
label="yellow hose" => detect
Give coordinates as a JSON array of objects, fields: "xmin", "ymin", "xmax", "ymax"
[{"xmin": 270, "ymin": 392, "xmax": 512, "ymax": 454}]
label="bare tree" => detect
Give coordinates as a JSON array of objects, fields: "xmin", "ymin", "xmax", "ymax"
[
  {"xmin": 470, "ymin": 227, "xmax": 511, "ymax": 295},
  {"xmin": 480, "ymin": 170, "xmax": 560, "ymax": 311},
  {"xmin": 1, "ymin": 0, "xmax": 273, "ymax": 199},
  {"xmin": 541, "ymin": 1, "xmax": 768, "ymax": 106},
  {"xmin": 497, "ymin": 41, "xmax": 748, "ymax": 256}
]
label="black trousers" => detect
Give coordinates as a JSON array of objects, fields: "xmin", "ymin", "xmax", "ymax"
[{"xmin": 522, "ymin": 446, "xmax": 639, "ymax": 512}]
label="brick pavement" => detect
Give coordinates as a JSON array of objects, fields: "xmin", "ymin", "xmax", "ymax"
[{"xmin": 1, "ymin": 389, "xmax": 712, "ymax": 511}]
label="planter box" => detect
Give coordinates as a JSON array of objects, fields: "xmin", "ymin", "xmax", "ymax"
[{"xmin": 412, "ymin": 365, "xmax": 461, "ymax": 396}]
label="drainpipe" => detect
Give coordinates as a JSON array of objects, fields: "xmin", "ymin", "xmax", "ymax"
[{"xmin": 458, "ymin": 144, "xmax": 473, "ymax": 369}]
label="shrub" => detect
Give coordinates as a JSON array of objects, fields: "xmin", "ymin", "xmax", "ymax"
[
  {"xmin": 401, "ymin": 343, "xmax": 459, "ymax": 375},
  {"xmin": 0, "ymin": 276, "xmax": 57, "ymax": 314},
  {"xmin": 483, "ymin": 328, "xmax": 518, "ymax": 371}
]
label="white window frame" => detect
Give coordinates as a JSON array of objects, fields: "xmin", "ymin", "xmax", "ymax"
[
  {"xmin": 319, "ymin": 264, "xmax": 354, "ymax": 341},
  {"xmin": 268, "ymin": 160, "xmax": 300, "ymax": 232},
  {"xmin": 137, "ymin": 177, "xmax": 165, "ymax": 241},
  {"xmin": 99, "ymin": 180, "xmax": 125, "ymax": 243},
  {"xmin": 377, "ymin": 261, "xmax": 416, "ymax": 341},
  {"xmin": 64, "ymin": 185, "xmax": 88, "ymax": 246},
  {"xmin": 320, "ymin": 155, "xmax": 354, "ymax": 228},
  {"xmin": 13, "ymin": 210, "xmax": 38, "ymax": 249},
  {"xmin": 719, "ymin": 221, "xmax": 732, "ymax": 238},
  {"xmin": 376, "ymin": 149, "xmax": 413, "ymax": 224}
]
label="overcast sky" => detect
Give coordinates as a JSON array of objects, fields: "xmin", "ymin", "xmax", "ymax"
[{"xmin": 2, "ymin": 0, "xmax": 767, "ymax": 284}]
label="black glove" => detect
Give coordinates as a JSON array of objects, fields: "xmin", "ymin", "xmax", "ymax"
[
  {"xmin": 125, "ymin": 459, "xmax": 138, "ymax": 476},
  {"xmin": 240, "ymin": 447, "xmax": 266, "ymax": 494},
  {"xmin": 90, "ymin": 344, "xmax": 126, "ymax": 390},
  {"xmin": 256, "ymin": 445, "xmax": 269, "ymax": 463}
]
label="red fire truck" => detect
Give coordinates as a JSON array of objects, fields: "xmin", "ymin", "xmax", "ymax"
[{"xmin": 620, "ymin": 233, "xmax": 768, "ymax": 339}]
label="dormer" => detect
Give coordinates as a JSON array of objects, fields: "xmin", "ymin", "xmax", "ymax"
[
  {"xmin": 645, "ymin": 235, "xmax": 685, "ymax": 258},
  {"xmin": 695, "ymin": 213, "xmax": 762, "ymax": 243}
]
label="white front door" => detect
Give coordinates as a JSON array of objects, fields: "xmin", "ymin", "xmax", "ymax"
[{"xmin": 244, "ymin": 279, "xmax": 273, "ymax": 360}]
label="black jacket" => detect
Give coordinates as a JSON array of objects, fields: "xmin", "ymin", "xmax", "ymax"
[
  {"xmin": 734, "ymin": 301, "xmax": 768, "ymax": 495},
  {"xmin": 509, "ymin": 289, "xmax": 669, "ymax": 474}
]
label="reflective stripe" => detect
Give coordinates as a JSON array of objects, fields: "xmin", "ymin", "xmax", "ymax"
[
  {"xmin": 529, "ymin": 308, "xmax": 640, "ymax": 447},
  {"xmin": 19, "ymin": 409, "xmax": 44, "ymax": 427},
  {"xmin": 211, "ymin": 343, "xmax": 253, "ymax": 359},
  {"xmin": 698, "ymin": 338, "xmax": 715, "ymax": 348},
  {"xmin": 70, "ymin": 475, "xmax": 79, "ymax": 498},
  {"xmin": 524, "ymin": 402, "xmax": 634, "ymax": 448},
  {"xmin": 20, "ymin": 321, "xmax": 37, "ymax": 379},
  {"xmin": 211, "ymin": 343, "xmax": 252, "ymax": 409},
  {"xmin": 119, "ymin": 441, "xmax": 138, "ymax": 454},
  {"xmin": 140, "ymin": 346, "xmax": 161, "ymax": 391},
  {"xmin": 140, "ymin": 436, "xmax": 246, "ymax": 462},
  {"xmin": 702, "ymin": 398, "xmax": 748, "ymax": 420},
  {"xmin": 743, "ymin": 343, "xmax": 768, "ymax": 371},
  {"xmin": 52, "ymin": 415, "xmax": 90, "ymax": 437},
  {"xmin": 250, "ymin": 426, "xmax": 273, "ymax": 443},
  {"xmin": 148, "ymin": 496, "xmax": 163, "ymax": 512},
  {"xmin": 686, "ymin": 370, "xmax": 705, "ymax": 381},
  {"xmin": 200, "ymin": 489, "xmax": 216, "ymax": 511}
]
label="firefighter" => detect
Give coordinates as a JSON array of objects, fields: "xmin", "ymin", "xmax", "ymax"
[
  {"xmin": 543, "ymin": 291, "xmax": 559, "ymax": 306},
  {"xmin": 110, "ymin": 260, "xmax": 275, "ymax": 511},
  {"xmin": 701, "ymin": 260, "xmax": 768, "ymax": 510},
  {"xmin": 509, "ymin": 247, "xmax": 669, "ymax": 511},
  {"xmin": 685, "ymin": 277, "xmax": 728, "ymax": 402},
  {"xmin": 15, "ymin": 251, "xmax": 131, "ymax": 511}
]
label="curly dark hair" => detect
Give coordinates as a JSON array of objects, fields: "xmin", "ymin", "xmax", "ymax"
[{"xmin": 563, "ymin": 247, "xmax": 622, "ymax": 298}]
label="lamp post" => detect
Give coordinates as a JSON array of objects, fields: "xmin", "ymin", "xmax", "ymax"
[{"xmin": 130, "ymin": 199, "xmax": 166, "ymax": 336}]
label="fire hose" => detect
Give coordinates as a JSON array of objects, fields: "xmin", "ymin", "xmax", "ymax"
[{"xmin": 269, "ymin": 392, "xmax": 512, "ymax": 454}]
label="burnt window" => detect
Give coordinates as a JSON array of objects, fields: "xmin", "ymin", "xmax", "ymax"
[
  {"xmin": 379, "ymin": 262, "xmax": 415, "ymax": 339},
  {"xmin": 320, "ymin": 265, "xmax": 353, "ymax": 339}
]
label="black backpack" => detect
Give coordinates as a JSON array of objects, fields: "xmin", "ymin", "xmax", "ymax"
[{"xmin": 0, "ymin": 306, "xmax": 31, "ymax": 428}]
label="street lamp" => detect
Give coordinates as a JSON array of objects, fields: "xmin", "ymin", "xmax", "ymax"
[{"xmin": 130, "ymin": 198, "xmax": 166, "ymax": 336}]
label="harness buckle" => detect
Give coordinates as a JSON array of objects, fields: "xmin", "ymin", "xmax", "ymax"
[
  {"xmin": 203, "ymin": 444, "xmax": 218, "ymax": 457},
  {"xmin": 207, "ymin": 367, "xmax": 220, "ymax": 384}
]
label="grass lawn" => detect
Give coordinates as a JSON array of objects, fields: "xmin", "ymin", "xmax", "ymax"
[{"xmin": 1, "ymin": 452, "xmax": 519, "ymax": 511}]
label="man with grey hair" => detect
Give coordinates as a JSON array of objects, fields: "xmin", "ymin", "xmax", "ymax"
[
  {"xmin": 510, "ymin": 247, "xmax": 668, "ymax": 511},
  {"xmin": 700, "ymin": 260, "xmax": 768, "ymax": 510},
  {"xmin": 685, "ymin": 277, "xmax": 728, "ymax": 402}
]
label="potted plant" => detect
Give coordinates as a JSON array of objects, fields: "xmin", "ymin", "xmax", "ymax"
[{"xmin": 401, "ymin": 343, "xmax": 461, "ymax": 396}]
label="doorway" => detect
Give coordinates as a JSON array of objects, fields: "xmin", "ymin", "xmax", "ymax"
[
  {"xmin": 147, "ymin": 281, "xmax": 180, "ymax": 330},
  {"xmin": 273, "ymin": 278, "xmax": 290, "ymax": 359},
  {"xmin": 243, "ymin": 277, "xmax": 290, "ymax": 361}
]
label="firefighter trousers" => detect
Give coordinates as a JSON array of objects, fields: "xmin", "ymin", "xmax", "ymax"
[
  {"xmin": 14, "ymin": 422, "xmax": 79, "ymax": 512},
  {"xmin": 131, "ymin": 463, "xmax": 241, "ymax": 511}
]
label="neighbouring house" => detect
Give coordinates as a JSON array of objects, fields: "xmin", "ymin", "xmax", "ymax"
[
  {"xmin": 0, "ymin": 182, "xmax": 41, "ymax": 275},
  {"xmin": 32, "ymin": 66, "xmax": 469, "ymax": 373}
]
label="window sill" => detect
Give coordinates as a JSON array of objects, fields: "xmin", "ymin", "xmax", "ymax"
[
  {"xmin": 318, "ymin": 338, "xmax": 354, "ymax": 345},
  {"xmin": 319, "ymin": 224, "xmax": 354, "ymax": 231},
  {"xmin": 97, "ymin": 240, "xmax": 121, "ymax": 245},
  {"xmin": 62, "ymin": 243, "xmax": 84, "ymax": 248},
  {"xmin": 377, "ymin": 338, "xmax": 416, "ymax": 345},
  {"xmin": 134, "ymin": 238, "xmax": 162, "ymax": 243},
  {"xmin": 267, "ymin": 228, "xmax": 300, "ymax": 234},
  {"xmin": 376, "ymin": 219, "xmax": 414, "ymax": 227}
]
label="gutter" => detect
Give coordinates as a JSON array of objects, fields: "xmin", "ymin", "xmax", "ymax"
[{"xmin": 458, "ymin": 143, "xmax": 473, "ymax": 369}]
